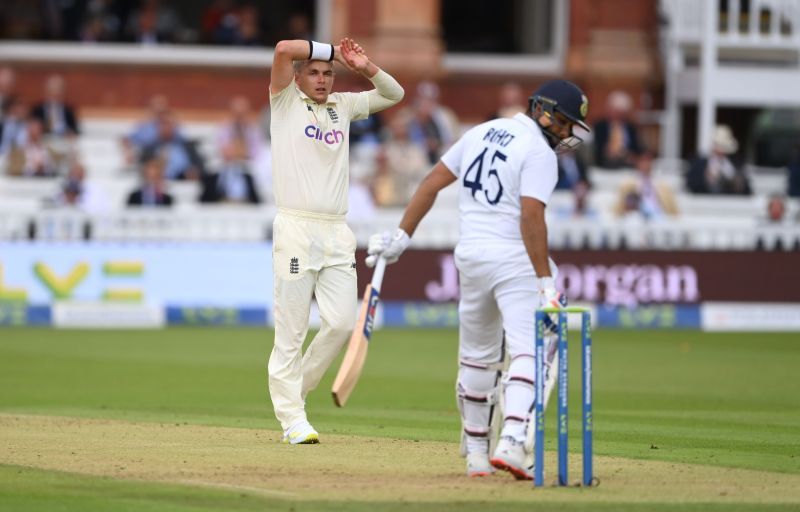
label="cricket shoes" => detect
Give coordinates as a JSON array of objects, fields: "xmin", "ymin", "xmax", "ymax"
[
  {"xmin": 282, "ymin": 420, "xmax": 319, "ymax": 445},
  {"xmin": 466, "ymin": 452, "xmax": 496, "ymax": 477},
  {"xmin": 490, "ymin": 436, "xmax": 533, "ymax": 480}
]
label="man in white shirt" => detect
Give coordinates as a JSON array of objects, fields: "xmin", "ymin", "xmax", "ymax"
[
  {"xmin": 268, "ymin": 37, "xmax": 404, "ymax": 444},
  {"xmin": 366, "ymin": 80, "xmax": 589, "ymax": 479}
]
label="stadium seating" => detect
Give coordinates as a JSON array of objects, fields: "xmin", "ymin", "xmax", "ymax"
[{"xmin": 1, "ymin": 116, "xmax": 798, "ymax": 251}]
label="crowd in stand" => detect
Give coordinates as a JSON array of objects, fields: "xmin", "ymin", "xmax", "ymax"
[
  {"xmin": 0, "ymin": 0, "xmax": 310, "ymax": 47},
  {"xmin": 0, "ymin": 65, "xmax": 268, "ymax": 212},
  {"xmin": 1, "ymin": 64, "xmax": 799, "ymax": 226}
]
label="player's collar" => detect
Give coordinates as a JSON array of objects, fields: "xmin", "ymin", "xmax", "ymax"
[
  {"xmin": 295, "ymin": 86, "xmax": 339, "ymax": 105},
  {"xmin": 512, "ymin": 112, "xmax": 539, "ymax": 132},
  {"xmin": 513, "ymin": 112, "xmax": 549, "ymax": 143}
]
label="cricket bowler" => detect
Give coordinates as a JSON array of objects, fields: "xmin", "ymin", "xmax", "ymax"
[{"xmin": 268, "ymin": 38, "xmax": 404, "ymax": 444}]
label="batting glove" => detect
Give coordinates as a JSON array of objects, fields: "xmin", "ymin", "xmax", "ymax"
[
  {"xmin": 365, "ymin": 228, "xmax": 410, "ymax": 267},
  {"xmin": 537, "ymin": 277, "xmax": 567, "ymax": 310},
  {"xmin": 538, "ymin": 277, "xmax": 567, "ymax": 334}
]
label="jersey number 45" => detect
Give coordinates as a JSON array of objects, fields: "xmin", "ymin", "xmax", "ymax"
[{"xmin": 463, "ymin": 147, "xmax": 505, "ymax": 205}]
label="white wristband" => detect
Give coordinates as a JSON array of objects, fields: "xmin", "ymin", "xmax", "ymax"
[{"xmin": 308, "ymin": 40, "xmax": 334, "ymax": 62}]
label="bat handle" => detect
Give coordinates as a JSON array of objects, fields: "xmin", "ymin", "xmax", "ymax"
[{"xmin": 370, "ymin": 256, "xmax": 387, "ymax": 290}]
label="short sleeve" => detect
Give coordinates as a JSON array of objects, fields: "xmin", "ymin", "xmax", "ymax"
[
  {"xmin": 440, "ymin": 137, "xmax": 466, "ymax": 177},
  {"xmin": 338, "ymin": 92, "xmax": 370, "ymax": 122},
  {"xmin": 269, "ymin": 83, "xmax": 295, "ymax": 115},
  {"xmin": 519, "ymin": 148, "xmax": 558, "ymax": 205}
]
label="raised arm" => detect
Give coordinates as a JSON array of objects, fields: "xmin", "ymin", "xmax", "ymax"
[
  {"xmin": 339, "ymin": 38, "xmax": 404, "ymax": 113},
  {"xmin": 270, "ymin": 40, "xmax": 342, "ymax": 95},
  {"xmin": 271, "ymin": 40, "xmax": 307, "ymax": 95}
]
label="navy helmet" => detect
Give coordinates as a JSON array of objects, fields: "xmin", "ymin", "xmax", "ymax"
[{"xmin": 529, "ymin": 79, "xmax": 590, "ymax": 151}]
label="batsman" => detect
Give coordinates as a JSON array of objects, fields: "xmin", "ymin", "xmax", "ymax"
[{"xmin": 367, "ymin": 80, "xmax": 589, "ymax": 479}]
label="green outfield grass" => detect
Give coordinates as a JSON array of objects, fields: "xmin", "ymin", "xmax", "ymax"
[{"xmin": 1, "ymin": 327, "xmax": 799, "ymax": 511}]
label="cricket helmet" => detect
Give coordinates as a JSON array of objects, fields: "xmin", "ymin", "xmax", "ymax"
[{"xmin": 529, "ymin": 79, "xmax": 590, "ymax": 151}]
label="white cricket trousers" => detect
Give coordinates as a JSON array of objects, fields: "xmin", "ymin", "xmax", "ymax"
[
  {"xmin": 268, "ymin": 208, "xmax": 357, "ymax": 431},
  {"xmin": 455, "ymin": 243, "xmax": 557, "ymax": 362}
]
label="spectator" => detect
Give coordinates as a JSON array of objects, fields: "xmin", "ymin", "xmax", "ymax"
[
  {"xmin": 555, "ymin": 152, "xmax": 589, "ymax": 190},
  {"xmin": 349, "ymin": 113, "xmax": 384, "ymax": 146},
  {"xmin": 201, "ymin": 0, "xmax": 237, "ymax": 43},
  {"xmin": 126, "ymin": 0, "xmax": 181, "ymax": 44},
  {"xmin": 487, "ymin": 82, "xmax": 526, "ymax": 120},
  {"xmin": 80, "ymin": 0, "xmax": 123, "ymax": 44},
  {"xmin": 12, "ymin": 118, "xmax": 60, "ymax": 177},
  {"xmin": 373, "ymin": 111, "xmax": 429, "ymax": 206},
  {"xmin": 80, "ymin": 14, "xmax": 108, "ymax": 43},
  {"xmin": 31, "ymin": 74, "xmax": 80, "ymax": 137},
  {"xmin": 281, "ymin": 12, "xmax": 313, "ymax": 41},
  {"xmin": 122, "ymin": 94, "xmax": 173, "ymax": 166},
  {"xmin": 686, "ymin": 125, "xmax": 752, "ymax": 195},
  {"xmin": 200, "ymin": 141, "xmax": 260, "ymax": 204},
  {"xmin": 127, "ymin": 156, "xmax": 174, "ymax": 207},
  {"xmin": 232, "ymin": 3, "xmax": 262, "ymax": 46},
  {"xmin": 551, "ymin": 180, "xmax": 599, "ymax": 220},
  {"xmin": 615, "ymin": 150, "xmax": 678, "ymax": 219},
  {"xmin": 50, "ymin": 161, "xmax": 108, "ymax": 213},
  {"xmin": 140, "ymin": 113, "xmax": 203, "ymax": 181},
  {"xmin": 571, "ymin": 180, "xmax": 598, "ymax": 219},
  {"xmin": 216, "ymin": 95, "xmax": 264, "ymax": 162},
  {"xmin": 407, "ymin": 81, "xmax": 460, "ymax": 164},
  {"xmin": 764, "ymin": 194, "xmax": 786, "ymax": 223},
  {"xmin": 0, "ymin": 96, "xmax": 26, "ymax": 156},
  {"xmin": 208, "ymin": 2, "xmax": 262, "ymax": 46},
  {"xmin": 593, "ymin": 90, "xmax": 642, "ymax": 169},
  {"xmin": 0, "ymin": 66, "xmax": 16, "ymax": 119}
]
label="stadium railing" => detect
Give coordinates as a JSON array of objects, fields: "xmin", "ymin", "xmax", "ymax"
[{"xmin": 2, "ymin": 204, "xmax": 798, "ymax": 251}]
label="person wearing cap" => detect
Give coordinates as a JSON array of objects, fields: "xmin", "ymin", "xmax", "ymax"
[
  {"xmin": 365, "ymin": 79, "xmax": 590, "ymax": 480},
  {"xmin": 686, "ymin": 125, "xmax": 751, "ymax": 195},
  {"xmin": 267, "ymin": 37, "xmax": 404, "ymax": 446}
]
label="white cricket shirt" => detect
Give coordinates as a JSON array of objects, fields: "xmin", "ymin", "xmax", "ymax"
[
  {"xmin": 270, "ymin": 84, "xmax": 370, "ymax": 216},
  {"xmin": 441, "ymin": 112, "xmax": 558, "ymax": 245}
]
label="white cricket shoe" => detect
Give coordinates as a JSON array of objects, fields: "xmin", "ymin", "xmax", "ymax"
[
  {"xmin": 466, "ymin": 452, "xmax": 495, "ymax": 477},
  {"xmin": 490, "ymin": 436, "xmax": 533, "ymax": 480},
  {"xmin": 282, "ymin": 420, "xmax": 319, "ymax": 445}
]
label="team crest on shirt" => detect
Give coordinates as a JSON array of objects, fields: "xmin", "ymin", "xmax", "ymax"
[{"xmin": 326, "ymin": 107, "xmax": 339, "ymax": 123}]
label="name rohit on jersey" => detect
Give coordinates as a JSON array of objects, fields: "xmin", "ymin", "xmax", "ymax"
[
  {"xmin": 305, "ymin": 125, "xmax": 344, "ymax": 145},
  {"xmin": 483, "ymin": 128, "xmax": 515, "ymax": 147}
]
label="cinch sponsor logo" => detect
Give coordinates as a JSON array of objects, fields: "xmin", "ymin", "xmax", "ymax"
[{"xmin": 304, "ymin": 125, "xmax": 344, "ymax": 144}]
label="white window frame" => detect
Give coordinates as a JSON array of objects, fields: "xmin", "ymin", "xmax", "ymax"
[{"xmin": 442, "ymin": 0, "xmax": 569, "ymax": 75}]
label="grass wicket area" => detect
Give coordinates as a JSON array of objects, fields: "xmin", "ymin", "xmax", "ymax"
[{"xmin": 1, "ymin": 328, "xmax": 799, "ymax": 511}]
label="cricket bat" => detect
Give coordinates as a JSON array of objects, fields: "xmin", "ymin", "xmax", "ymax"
[{"xmin": 331, "ymin": 256, "xmax": 387, "ymax": 407}]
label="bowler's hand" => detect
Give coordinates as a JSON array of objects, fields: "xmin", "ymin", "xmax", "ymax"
[
  {"xmin": 365, "ymin": 228, "xmax": 410, "ymax": 267},
  {"xmin": 339, "ymin": 37, "xmax": 370, "ymax": 72}
]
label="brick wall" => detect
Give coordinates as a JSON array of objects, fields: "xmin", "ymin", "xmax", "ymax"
[{"xmin": 10, "ymin": 0, "xmax": 662, "ymax": 128}]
